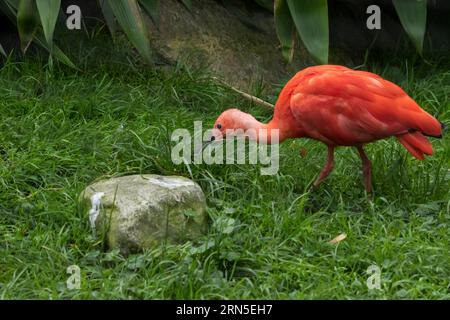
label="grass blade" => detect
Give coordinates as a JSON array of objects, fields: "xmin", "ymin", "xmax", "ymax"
[
  {"xmin": 17, "ymin": 0, "xmax": 40, "ymax": 53},
  {"xmin": 107, "ymin": 0, "xmax": 152, "ymax": 64},
  {"xmin": 274, "ymin": 0, "xmax": 295, "ymax": 63},
  {"xmin": 286, "ymin": 0, "xmax": 329, "ymax": 64},
  {"xmin": 0, "ymin": 43, "xmax": 7, "ymax": 57},
  {"xmin": 139, "ymin": 0, "xmax": 159, "ymax": 25},
  {"xmin": 36, "ymin": 0, "xmax": 61, "ymax": 49},
  {"xmin": 393, "ymin": 0, "xmax": 427, "ymax": 55}
]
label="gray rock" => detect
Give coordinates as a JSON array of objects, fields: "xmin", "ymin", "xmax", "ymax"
[{"xmin": 80, "ymin": 174, "xmax": 208, "ymax": 255}]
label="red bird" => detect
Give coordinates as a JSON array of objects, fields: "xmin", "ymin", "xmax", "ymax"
[{"xmin": 212, "ymin": 65, "xmax": 444, "ymax": 192}]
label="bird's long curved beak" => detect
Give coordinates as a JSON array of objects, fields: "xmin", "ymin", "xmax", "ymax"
[
  {"xmin": 202, "ymin": 129, "xmax": 223, "ymax": 151},
  {"xmin": 202, "ymin": 139, "xmax": 213, "ymax": 151}
]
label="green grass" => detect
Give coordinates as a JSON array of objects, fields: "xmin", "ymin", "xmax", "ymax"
[{"xmin": 0, "ymin": 35, "xmax": 449, "ymax": 299}]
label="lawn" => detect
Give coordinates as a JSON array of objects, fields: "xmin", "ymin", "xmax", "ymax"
[{"xmin": 0, "ymin": 35, "xmax": 449, "ymax": 299}]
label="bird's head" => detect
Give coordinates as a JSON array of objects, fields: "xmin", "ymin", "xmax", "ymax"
[{"xmin": 210, "ymin": 108, "xmax": 256, "ymax": 141}]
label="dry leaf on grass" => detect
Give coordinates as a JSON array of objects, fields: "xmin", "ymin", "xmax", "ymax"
[{"xmin": 329, "ymin": 233, "xmax": 347, "ymax": 244}]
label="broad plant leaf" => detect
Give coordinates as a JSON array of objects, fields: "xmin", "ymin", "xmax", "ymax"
[
  {"xmin": 107, "ymin": 0, "xmax": 152, "ymax": 63},
  {"xmin": 139, "ymin": 0, "xmax": 159, "ymax": 25},
  {"xmin": 36, "ymin": 0, "xmax": 61, "ymax": 50},
  {"xmin": 274, "ymin": 0, "xmax": 295, "ymax": 62},
  {"xmin": 1, "ymin": 0, "xmax": 19, "ymax": 21},
  {"xmin": 393, "ymin": 0, "xmax": 427, "ymax": 55},
  {"xmin": 17, "ymin": 0, "xmax": 40, "ymax": 52},
  {"xmin": 2, "ymin": 0, "xmax": 75, "ymax": 67},
  {"xmin": 99, "ymin": 0, "xmax": 117, "ymax": 35},
  {"xmin": 286, "ymin": 0, "xmax": 329, "ymax": 64}
]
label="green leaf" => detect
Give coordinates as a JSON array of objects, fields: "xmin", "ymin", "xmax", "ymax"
[
  {"xmin": 3, "ymin": 0, "xmax": 19, "ymax": 10},
  {"xmin": 274, "ymin": 0, "xmax": 295, "ymax": 62},
  {"xmin": 393, "ymin": 0, "xmax": 427, "ymax": 55},
  {"xmin": 101, "ymin": 249, "xmax": 123, "ymax": 262},
  {"xmin": 99, "ymin": 0, "xmax": 117, "ymax": 36},
  {"xmin": 223, "ymin": 207, "xmax": 236, "ymax": 214},
  {"xmin": 83, "ymin": 250, "xmax": 101, "ymax": 262},
  {"xmin": 214, "ymin": 217, "xmax": 236, "ymax": 235},
  {"xmin": 286, "ymin": 0, "xmax": 329, "ymax": 64},
  {"xmin": 220, "ymin": 251, "xmax": 240, "ymax": 261},
  {"xmin": 2, "ymin": 0, "xmax": 76, "ymax": 68},
  {"xmin": 139, "ymin": 0, "xmax": 159, "ymax": 25},
  {"xmin": 414, "ymin": 201, "xmax": 441, "ymax": 215},
  {"xmin": 107, "ymin": 0, "xmax": 152, "ymax": 64},
  {"xmin": 125, "ymin": 255, "xmax": 146, "ymax": 270},
  {"xmin": 189, "ymin": 240, "xmax": 215, "ymax": 255},
  {"xmin": 180, "ymin": 0, "xmax": 192, "ymax": 11},
  {"xmin": 52, "ymin": 44, "xmax": 78, "ymax": 69},
  {"xmin": 17, "ymin": 0, "xmax": 40, "ymax": 52},
  {"xmin": 36, "ymin": 0, "xmax": 61, "ymax": 49},
  {"xmin": 1, "ymin": 0, "xmax": 19, "ymax": 21}
]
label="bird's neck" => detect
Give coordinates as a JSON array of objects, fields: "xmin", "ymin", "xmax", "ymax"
[{"xmin": 240, "ymin": 116, "xmax": 290, "ymax": 144}]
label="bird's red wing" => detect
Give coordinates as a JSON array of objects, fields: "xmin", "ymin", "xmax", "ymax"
[{"xmin": 288, "ymin": 68, "xmax": 442, "ymax": 145}]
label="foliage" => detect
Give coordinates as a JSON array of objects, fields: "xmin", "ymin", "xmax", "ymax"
[
  {"xmin": 0, "ymin": 0, "xmax": 434, "ymax": 67},
  {"xmin": 392, "ymin": 0, "xmax": 427, "ymax": 55},
  {"xmin": 107, "ymin": 0, "xmax": 152, "ymax": 63},
  {"xmin": 285, "ymin": 0, "xmax": 328, "ymax": 64},
  {"xmin": 270, "ymin": 0, "xmax": 429, "ymax": 64},
  {"xmin": 0, "ymin": 0, "xmax": 169, "ymax": 66}
]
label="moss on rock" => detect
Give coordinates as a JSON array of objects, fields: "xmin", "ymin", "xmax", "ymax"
[{"xmin": 80, "ymin": 174, "xmax": 209, "ymax": 255}]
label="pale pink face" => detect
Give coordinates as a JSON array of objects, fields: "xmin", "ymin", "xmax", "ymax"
[{"xmin": 211, "ymin": 108, "xmax": 242, "ymax": 141}]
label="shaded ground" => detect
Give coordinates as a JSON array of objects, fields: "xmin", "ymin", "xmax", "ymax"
[{"xmin": 146, "ymin": 0, "xmax": 312, "ymax": 88}]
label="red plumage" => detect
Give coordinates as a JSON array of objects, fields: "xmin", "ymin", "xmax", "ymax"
[
  {"xmin": 213, "ymin": 65, "xmax": 443, "ymax": 192},
  {"xmin": 273, "ymin": 65, "xmax": 442, "ymax": 160}
]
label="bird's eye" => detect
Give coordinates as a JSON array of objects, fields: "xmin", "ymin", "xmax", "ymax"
[{"xmin": 216, "ymin": 124, "xmax": 222, "ymax": 129}]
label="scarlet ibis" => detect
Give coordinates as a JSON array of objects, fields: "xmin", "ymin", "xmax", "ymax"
[{"xmin": 212, "ymin": 65, "xmax": 444, "ymax": 192}]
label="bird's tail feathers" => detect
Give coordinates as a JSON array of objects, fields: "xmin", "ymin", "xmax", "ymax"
[{"xmin": 397, "ymin": 131, "xmax": 433, "ymax": 160}]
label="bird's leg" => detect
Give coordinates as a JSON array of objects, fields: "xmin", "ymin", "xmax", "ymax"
[
  {"xmin": 356, "ymin": 145, "xmax": 372, "ymax": 193},
  {"xmin": 313, "ymin": 145, "xmax": 335, "ymax": 188}
]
